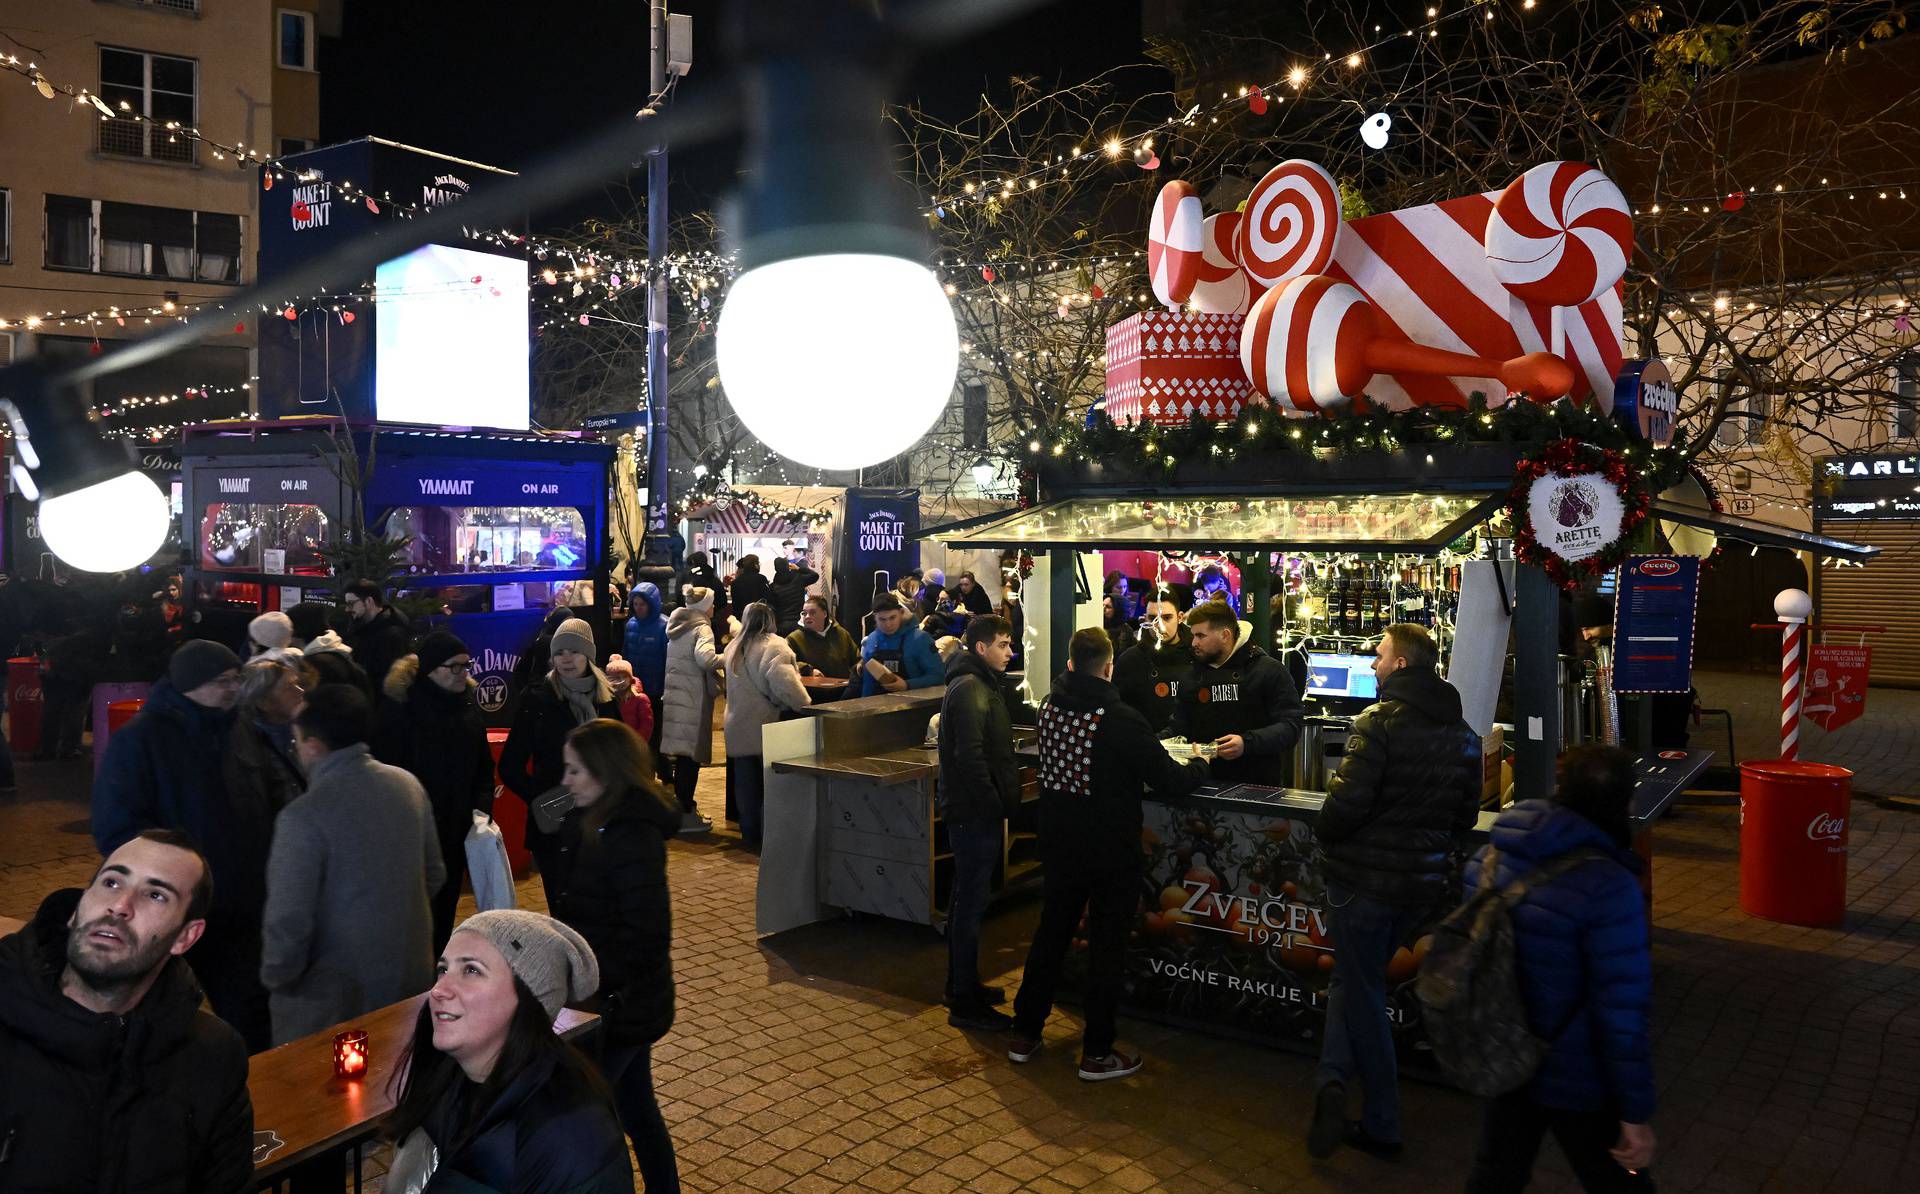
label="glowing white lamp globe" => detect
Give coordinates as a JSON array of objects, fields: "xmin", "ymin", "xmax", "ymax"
[
  {"xmin": 38, "ymin": 470, "xmax": 171, "ymax": 572},
  {"xmin": 717, "ymin": 254, "xmax": 958, "ymax": 471}
]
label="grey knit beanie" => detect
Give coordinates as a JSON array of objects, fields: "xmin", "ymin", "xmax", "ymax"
[
  {"xmin": 451, "ymin": 910, "xmax": 601, "ymax": 1020},
  {"xmin": 549, "ymin": 617, "xmax": 596, "ymax": 660}
]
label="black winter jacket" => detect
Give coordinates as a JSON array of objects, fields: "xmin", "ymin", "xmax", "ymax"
[
  {"xmin": 374, "ymin": 661, "xmax": 498, "ymax": 865},
  {"xmin": 346, "ymin": 605, "xmax": 413, "ymax": 696},
  {"xmin": 91, "ymin": 679, "xmax": 265, "ymax": 921},
  {"xmin": 0, "ymin": 890, "xmax": 254, "ymax": 1194},
  {"xmin": 419, "ymin": 1052, "xmax": 633, "ymax": 1193},
  {"xmin": 729, "ymin": 569, "xmax": 770, "ymax": 616},
  {"xmin": 497, "ymin": 681, "xmax": 620, "ymax": 850},
  {"xmin": 1317, "ymin": 665, "xmax": 1483, "ymax": 906},
  {"xmin": 549, "ymin": 788, "xmax": 681, "ymax": 1048},
  {"xmin": 1037, "ymin": 670, "xmax": 1209, "ymax": 871},
  {"xmin": 766, "ymin": 562, "xmax": 820, "ymax": 636},
  {"xmin": 1169, "ymin": 638, "xmax": 1303, "ymax": 786},
  {"xmin": 1111, "ymin": 624, "xmax": 1194, "ymax": 734},
  {"xmin": 937, "ymin": 652, "xmax": 1023, "ymax": 825}
]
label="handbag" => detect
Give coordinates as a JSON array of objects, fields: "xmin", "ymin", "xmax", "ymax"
[
  {"xmin": 531, "ymin": 785, "xmax": 575, "ymax": 835},
  {"xmin": 383, "ymin": 1128, "xmax": 439, "ymax": 1194},
  {"xmin": 463, "ymin": 809, "xmax": 517, "ymax": 912}
]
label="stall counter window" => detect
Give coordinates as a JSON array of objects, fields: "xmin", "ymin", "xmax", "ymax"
[
  {"xmin": 379, "ymin": 504, "xmax": 588, "ymax": 574},
  {"xmin": 199, "ymin": 501, "xmax": 332, "ymax": 575}
]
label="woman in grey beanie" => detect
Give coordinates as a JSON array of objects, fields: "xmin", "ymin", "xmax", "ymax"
[
  {"xmin": 384, "ymin": 911, "xmax": 634, "ymax": 1193},
  {"xmin": 498, "ymin": 616, "xmax": 620, "ymax": 905}
]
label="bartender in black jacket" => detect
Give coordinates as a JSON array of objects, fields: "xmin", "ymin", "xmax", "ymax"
[
  {"xmin": 1112, "ymin": 589, "xmax": 1194, "ymax": 733},
  {"xmin": 1169, "ymin": 599, "xmax": 1303, "ymax": 786}
]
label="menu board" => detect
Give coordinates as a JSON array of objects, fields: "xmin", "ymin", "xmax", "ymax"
[{"xmin": 1611, "ymin": 555, "xmax": 1700, "ymax": 693}]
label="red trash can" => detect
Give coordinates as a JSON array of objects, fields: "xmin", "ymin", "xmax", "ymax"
[
  {"xmin": 487, "ymin": 729, "xmax": 532, "ymax": 879},
  {"xmin": 1739, "ymin": 759, "xmax": 1853, "ymax": 927},
  {"xmin": 7, "ymin": 658, "xmax": 44, "ymax": 757}
]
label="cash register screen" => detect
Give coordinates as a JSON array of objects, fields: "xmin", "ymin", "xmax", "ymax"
[{"xmin": 1306, "ymin": 653, "xmax": 1379, "ymax": 700}]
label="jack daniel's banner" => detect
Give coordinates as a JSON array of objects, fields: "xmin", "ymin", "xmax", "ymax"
[{"xmin": 835, "ymin": 488, "xmax": 919, "ymax": 634}]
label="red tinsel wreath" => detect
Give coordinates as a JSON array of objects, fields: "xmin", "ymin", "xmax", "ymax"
[{"xmin": 1507, "ymin": 438, "xmax": 1652, "ymax": 589}]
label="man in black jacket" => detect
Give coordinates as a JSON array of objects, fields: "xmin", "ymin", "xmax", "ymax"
[
  {"xmin": 936, "ymin": 613, "xmax": 1023, "ymax": 1030},
  {"xmin": 0, "ymin": 830, "xmax": 253, "ymax": 1193},
  {"xmin": 1008, "ymin": 628, "xmax": 1209, "ymax": 1081},
  {"xmin": 1309, "ymin": 623, "xmax": 1482, "ymax": 1161},
  {"xmin": 343, "ymin": 579, "xmax": 413, "ymax": 690},
  {"xmin": 1169, "ymin": 600, "xmax": 1303, "ymax": 786},
  {"xmin": 766, "ymin": 556, "xmax": 821, "ymax": 636},
  {"xmin": 1112, "ymin": 590, "xmax": 1194, "ymax": 733}
]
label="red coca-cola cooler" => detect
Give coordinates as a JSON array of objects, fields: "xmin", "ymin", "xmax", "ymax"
[
  {"xmin": 1738, "ymin": 759, "xmax": 1853, "ymax": 927},
  {"xmin": 488, "ymin": 729, "xmax": 532, "ymax": 879},
  {"xmin": 7, "ymin": 658, "xmax": 44, "ymax": 756}
]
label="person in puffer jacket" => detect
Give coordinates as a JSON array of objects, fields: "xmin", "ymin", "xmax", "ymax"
[
  {"xmin": 721, "ymin": 602, "xmax": 812, "ymax": 846},
  {"xmin": 658, "ymin": 587, "xmax": 723, "ymax": 834},
  {"xmin": 1309, "ymin": 623, "xmax": 1481, "ymax": 1161},
  {"xmin": 1462, "ymin": 745, "xmax": 1656, "ymax": 1193}
]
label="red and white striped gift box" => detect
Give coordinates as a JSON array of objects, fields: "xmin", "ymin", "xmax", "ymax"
[
  {"xmin": 1103, "ymin": 311, "xmax": 1255, "ymax": 426},
  {"xmin": 1327, "ymin": 191, "xmax": 1624, "ymax": 411}
]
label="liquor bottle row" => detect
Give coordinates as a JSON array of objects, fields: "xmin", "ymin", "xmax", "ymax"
[{"xmin": 1286, "ymin": 560, "xmax": 1462, "ymax": 639}]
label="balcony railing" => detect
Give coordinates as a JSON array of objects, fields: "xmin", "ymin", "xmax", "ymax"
[{"xmin": 99, "ymin": 117, "xmax": 196, "ymax": 165}]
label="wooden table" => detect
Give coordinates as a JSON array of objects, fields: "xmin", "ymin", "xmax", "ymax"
[
  {"xmin": 800, "ymin": 673, "xmax": 849, "ymax": 700},
  {"xmin": 251, "ymin": 995, "xmax": 597, "ymax": 1183}
]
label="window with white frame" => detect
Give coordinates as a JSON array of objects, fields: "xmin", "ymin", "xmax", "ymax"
[
  {"xmin": 98, "ymin": 46, "xmax": 197, "ymax": 164},
  {"xmin": 278, "ymin": 10, "xmax": 315, "ymax": 70},
  {"xmin": 1896, "ymin": 357, "xmax": 1919, "ymax": 440},
  {"xmin": 1713, "ymin": 372, "xmax": 1745, "ymax": 450},
  {"xmin": 43, "ymin": 195, "xmax": 241, "ymax": 283}
]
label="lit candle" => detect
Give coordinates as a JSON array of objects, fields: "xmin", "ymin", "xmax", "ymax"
[{"xmin": 332, "ymin": 1030, "xmax": 369, "ymax": 1079}]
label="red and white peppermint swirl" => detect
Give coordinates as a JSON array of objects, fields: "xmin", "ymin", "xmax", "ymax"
[
  {"xmin": 1186, "ymin": 212, "xmax": 1252, "ymax": 315},
  {"xmin": 1236, "ymin": 160, "xmax": 1344, "ymax": 288},
  {"xmin": 1146, "ymin": 180, "xmax": 1205, "ymax": 307},
  {"xmin": 1239, "ymin": 274, "xmax": 1375, "ymax": 415},
  {"xmin": 1484, "ymin": 161, "xmax": 1633, "ymax": 307}
]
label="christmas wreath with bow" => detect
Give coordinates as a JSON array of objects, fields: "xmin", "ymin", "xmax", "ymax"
[{"xmin": 1507, "ymin": 437, "xmax": 1651, "ymax": 589}]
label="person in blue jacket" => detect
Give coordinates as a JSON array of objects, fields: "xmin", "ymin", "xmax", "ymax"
[
  {"xmin": 1463, "ymin": 744, "xmax": 1657, "ymax": 1193},
  {"xmin": 622, "ymin": 582, "xmax": 669, "ymax": 713},
  {"xmin": 856, "ymin": 592, "xmax": 944, "ymax": 697}
]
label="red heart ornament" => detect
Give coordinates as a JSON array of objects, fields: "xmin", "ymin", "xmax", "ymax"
[
  {"xmin": 1248, "ymin": 92, "xmax": 1269, "ymax": 115},
  {"xmin": 981, "ymin": 266, "xmax": 996, "ymax": 283},
  {"xmin": 290, "ymin": 199, "xmax": 312, "ymax": 221},
  {"xmin": 263, "ymin": 174, "xmax": 273, "ymax": 191},
  {"xmin": 1090, "ymin": 285, "xmax": 1105, "ymax": 300},
  {"xmin": 341, "ymin": 311, "xmax": 356, "ymax": 324},
  {"xmin": 365, "ymin": 198, "xmax": 380, "ymax": 214},
  {"xmin": 1721, "ymin": 191, "xmax": 1746, "ymax": 212},
  {"xmin": 282, "ymin": 307, "xmax": 298, "ymax": 321},
  {"xmin": 233, "ymin": 322, "xmax": 246, "ymax": 334}
]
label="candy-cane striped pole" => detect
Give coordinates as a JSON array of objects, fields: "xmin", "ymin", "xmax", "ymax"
[
  {"xmin": 1773, "ymin": 588, "xmax": 1814, "ymax": 760},
  {"xmin": 1780, "ymin": 620, "xmax": 1805, "ymax": 760}
]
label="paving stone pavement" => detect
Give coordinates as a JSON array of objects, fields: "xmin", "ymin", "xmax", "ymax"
[
  {"xmin": 1692, "ymin": 668, "xmax": 1920, "ymax": 800},
  {"xmin": 4, "ymin": 743, "xmax": 1919, "ymax": 1191}
]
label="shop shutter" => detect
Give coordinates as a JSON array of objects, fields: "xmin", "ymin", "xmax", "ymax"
[{"xmin": 1816, "ymin": 520, "xmax": 1920, "ymax": 686}]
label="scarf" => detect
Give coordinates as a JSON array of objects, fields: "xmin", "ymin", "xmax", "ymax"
[{"xmin": 552, "ymin": 666, "xmax": 611, "ymax": 725}]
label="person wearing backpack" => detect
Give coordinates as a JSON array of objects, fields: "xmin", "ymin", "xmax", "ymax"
[
  {"xmin": 1459, "ymin": 745, "xmax": 1655, "ymax": 1192},
  {"xmin": 1309, "ymin": 623, "xmax": 1482, "ymax": 1161}
]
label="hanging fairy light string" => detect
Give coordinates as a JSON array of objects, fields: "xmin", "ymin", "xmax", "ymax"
[
  {"xmin": 1, "ymin": 51, "xmax": 274, "ymax": 167},
  {"xmin": 88, "ymin": 383, "xmax": 250, "ymax": 421},
  {"xmin": 1634, "ymin": 179, "xmax": 1916, "ymax": 216}
]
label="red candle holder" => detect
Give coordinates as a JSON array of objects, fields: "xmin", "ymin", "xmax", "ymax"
[{"xmin": 332, "ymin": 1029, "xmax": 369, "ymax": 1079}]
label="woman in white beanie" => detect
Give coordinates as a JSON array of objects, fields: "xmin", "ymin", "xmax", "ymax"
[
  {"xmin": 384, "ymin": 910, "xmax": 633, "ymax": 1193},
  {"xmin": 658, "ymin": 587, "xmax": 722, "ymax": 835},
  {"xmin": 499, "ymin": 617, "xmax": 619, "ymax": 905}
]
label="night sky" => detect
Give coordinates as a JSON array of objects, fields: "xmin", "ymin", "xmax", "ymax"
[{"xmin": 321, "ymin": 0, "xmax": 1149, "ymax": 229}]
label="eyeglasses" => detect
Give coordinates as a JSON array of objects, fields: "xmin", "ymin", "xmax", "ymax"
[{"xmin": 439, "ymin": 660, "xmax": 474, "ymax": 673}]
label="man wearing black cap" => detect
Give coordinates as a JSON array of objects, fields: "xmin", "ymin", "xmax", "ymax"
[
  {"xmin": 374, "ymin": 630, "xmax": 498, "ymax": 953},
  {"xmin": 93, "ymin": 639, "xmax": 275, "ymax": 1049}
]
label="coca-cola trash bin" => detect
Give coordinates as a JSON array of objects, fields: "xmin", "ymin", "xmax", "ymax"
[
  {"xmin": 7, "ymin": 658, "xmax": 44, "ymax": 757},
  {"xmin": 1739, "ymin": 759, "xmax": 1853, "ymax": 927}
]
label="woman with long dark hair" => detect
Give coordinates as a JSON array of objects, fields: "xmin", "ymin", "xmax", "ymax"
[
  {"xmin": 550, "ymin": 718, "xmax": 684, "ymax": 1192},
  {"xmin": 498, "ymin": 618, "xmax": 619, "ymax": 904},
  {"xmin": 383, "ymin": 909, "xmax": 631, "ymax": 1193}
]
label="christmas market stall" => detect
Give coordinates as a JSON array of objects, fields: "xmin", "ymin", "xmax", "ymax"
[
  {"xmin": 180, "ymin": 419, "xmax": 613, "ymax": 723},
  {"xmin": 921, "ymin": 157, "xmax": 1878, "ymax": 1062}
]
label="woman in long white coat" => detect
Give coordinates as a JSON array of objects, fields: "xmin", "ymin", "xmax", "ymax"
[
  {"xmin": 659, "ymin": 586, "xmax": 723, "ymax": 835},
  {"xmin": 721, "ymin": 602, "xmax": 812, "ymax": 847}
]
